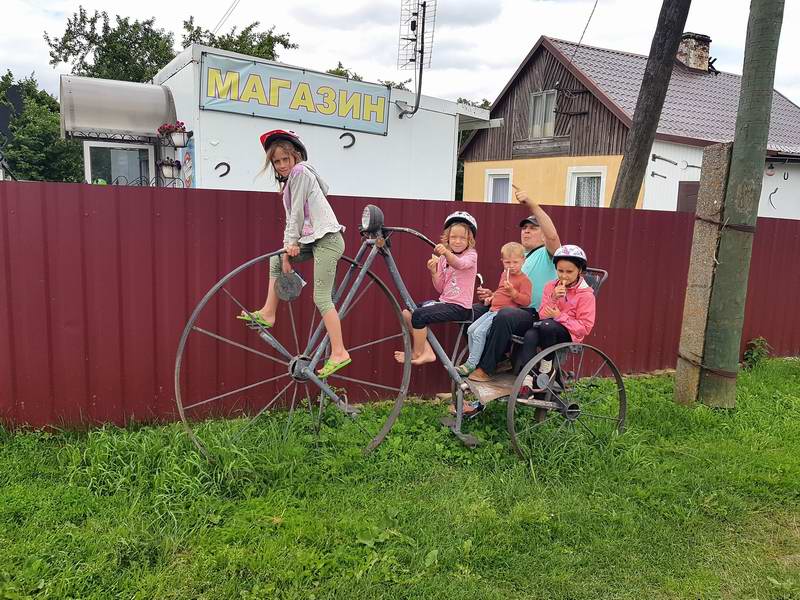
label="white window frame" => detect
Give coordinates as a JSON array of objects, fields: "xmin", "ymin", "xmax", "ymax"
[
  {"xmin": 565, "ymin": 166, "xmax": 607, "ymax": 207},
  {"xmin": 83, "ymin": 140, "xmax": 156, "ymax": 184},
  {"xmin": 484, "ymin": 168, "xmax": 513, "ymax": 203},
  {"xmin": 528, "ymin": 89, "xmax": 557, "ymax": 139}
]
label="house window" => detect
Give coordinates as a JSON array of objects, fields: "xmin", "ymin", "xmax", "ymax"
[
  {"xmin": 485, "ymin": 169, "xmax": 513, "ymax": 203},
  {"xmin": 529, "ymin": 90, "xmax": 556, "ymax": 139},
  {"xmin": 566, "ymin": 166, "xmax": 607, "ymax": 208},
  {"xmin": 83, "ymin": 141, "xmax": 155, "ymax": 185}
]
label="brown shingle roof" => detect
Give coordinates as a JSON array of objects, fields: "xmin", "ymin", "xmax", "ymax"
[{"xmin": 547, "ymin": 37, "xmax": 800, "ymax": 155}]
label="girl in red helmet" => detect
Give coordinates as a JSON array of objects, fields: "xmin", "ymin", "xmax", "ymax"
[{"xmin": 238, "ymin": 130, "xmax": 350, "ymax": 378}]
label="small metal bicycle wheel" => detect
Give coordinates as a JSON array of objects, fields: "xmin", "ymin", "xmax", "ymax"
[
  {"xmin": 507, "ymin": 342, "xmax": 626, "ymax": 460},
  {"xmin": 174, "ymin": 250, "xmax": 412, "ymax": 459}
]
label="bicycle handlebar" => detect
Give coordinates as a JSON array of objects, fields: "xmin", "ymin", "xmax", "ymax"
[{"xmin": 381, "ymin": 226, "xmax": 436, "ymax": 247}]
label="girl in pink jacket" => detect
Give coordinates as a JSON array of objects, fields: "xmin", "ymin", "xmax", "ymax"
[
  {"xmin": 394, "ymin": 212, "xmax": 478, "ymax": 366},
  {"xmin": 513, "ymin": 244, "xmax": 596, "ymax": 375}
]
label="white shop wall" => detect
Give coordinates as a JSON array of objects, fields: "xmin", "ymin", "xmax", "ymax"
[
  {"xmin": 642, "ymin": 140, "xmax": 800, "ymax": 219},
  {"xmin": 642, "ymin": 140, "xmax": 704, "ymax": 211},
  {"xmin": 155, "ymin": 49, "xmax": 459, "ymax": 200},
  {"xmin": 194, "ymin": 94, "xmax": 457, "ymax": 199}
]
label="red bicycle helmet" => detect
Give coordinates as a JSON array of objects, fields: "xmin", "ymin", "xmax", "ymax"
[{"xmin": 259, "ymin": 129, "xmax": 308, "ymax": 161}]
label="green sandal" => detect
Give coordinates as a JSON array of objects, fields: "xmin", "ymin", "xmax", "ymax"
[
  {"xmin": 456, "ymin": 363, "xmax": 476, "ymax": 376},
  {"xmin": 236, "ymin": 311, "xmax": 273, "ymax": 328},
  {"xmin": 317, "ymin": 357, "xmax": 352, "ymax": 378}
]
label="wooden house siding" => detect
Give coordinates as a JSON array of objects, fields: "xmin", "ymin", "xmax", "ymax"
[{"xmin": 462, "ymin": 48, "xmax": 628, "ymax": 161}]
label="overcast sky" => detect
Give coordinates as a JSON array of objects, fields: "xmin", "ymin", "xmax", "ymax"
[{"xmin": 4, "ymin": 0, "xmax": 799, "ymax": 106}]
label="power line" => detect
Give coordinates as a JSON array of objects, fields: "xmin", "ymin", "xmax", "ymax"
[
  {"xmin": 569, "ymin": 0, "xmax": 600, "ymax": 65},
  {"xmin": 211, "ymin": 0, "xmax": 242, "ymax": 35}
]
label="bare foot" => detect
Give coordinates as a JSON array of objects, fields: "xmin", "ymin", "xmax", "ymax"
[
  {"xmin": 328, "ymin": 352, "xmax": 351, "ymax": 365},
  {"xmin": 411, "ymin": 349, "xmax": 437, "ymax": 365},
  {"xmin": 394, "ymin": 351, "xmax": 413, "ymax": 364},
  {"xmin": 468, "ymin": 368, "xmax": 491, "ymax": 382},
  {"xmin": 253, "ymin": 309, "xmax": 276, "ymax": 323}
]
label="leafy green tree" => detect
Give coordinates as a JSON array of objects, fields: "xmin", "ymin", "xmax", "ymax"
[
  {"xmin": 378, "ymin": 78, "xmax": 412, "ymax": 91},
  {"xmin": 44, "ymin": 7, "xmax": 297, "ymax": 84},
  {"xmin": 326, "ymin": 62, "xmax": 363, "ymax": 81},
  {"xmin": 0, "ymin": 72, "xmax": 83, "ymax": 182},
  {"xmin": 181, "ymin": 17, "xmax": 296, "ymax": 60},
  {"xmin": 44, "ymin": 7, "xmax": 176, "ymax": 83}
]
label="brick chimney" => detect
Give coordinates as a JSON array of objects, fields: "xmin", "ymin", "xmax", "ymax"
[{"xmin": 676, "ymin": 32, "xmax": 711, "ymax": 71}]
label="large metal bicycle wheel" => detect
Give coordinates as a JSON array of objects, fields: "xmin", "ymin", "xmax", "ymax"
[
  {"xmin": 174, "ymin": 250, "xmax": 412, "ymax": 459},
  {"xmin": 507, "ymin": 342, "xmax": 626, "ymax": 459}
]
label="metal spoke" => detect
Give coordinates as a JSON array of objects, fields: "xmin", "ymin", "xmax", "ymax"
[
  {"xmin": 575, "ymin": 347, "xmax": 586, "ymax": 380},
  {"xmin": 183, "ymin": 372, "xmax": 289, "ymax": 411},
  {"xmin": 515, "ymin": 411, "xmax": 560, "ymax": 440},
  {"xmin": 581, "ymin": 411, "xmax": 621, "ymax": 422},
  {"xmin": 231, "ymin": 380, "xmax": 294, "ymax": 443},
  {"xmin": 326, "ymin": 373, "xmax": 402, "ymax": 393},
  {"xmin": 192, "ymin": 326, "xmax": 289, "ymax": 366},
  {"xmin": 287, "ymin": 301, "xmax": 300, "ymax": 355},
  {"xmin": 221, "ymin": 287, "xmax": 294, "ymax": 360},
  {"xmin": 283, "ymin": 383, "xmax": 300, "ymax": 438},
  {"xmin": 576, "ymin": 415, "xmax": 601, "ymax": 440},
  {"xmin": 348, "ymin": 332, "xmax": 404, "ymax": 354},
  {"xmin": 586, "ymin": 359, "xmax": 607, "ymax": 383},
  {"xmin": 340, "ymin": 277, "xmax": 376, "ymax": 320},
  {"xmin": 307, "ymin": 309, "xmax": 316, "ymax": 348}
]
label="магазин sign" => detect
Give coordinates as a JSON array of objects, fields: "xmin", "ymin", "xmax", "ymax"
[{"xmin": 201, "ymin": 53, "xmax": 390, "ymax": 135}]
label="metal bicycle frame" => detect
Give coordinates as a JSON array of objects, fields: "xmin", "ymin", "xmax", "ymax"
[{"xmin": 246, "ymin": 225, "xmax": 474, "ymax": 437}]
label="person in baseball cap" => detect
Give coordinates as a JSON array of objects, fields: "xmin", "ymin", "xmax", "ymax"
[{"xmin": 467, "ymin": 187, "xmax": 561, "ymax": 383}]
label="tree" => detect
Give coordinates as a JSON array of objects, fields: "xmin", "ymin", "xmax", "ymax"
[
  {"xmin": 326, "ymin": 62, "xmax": 363, "ymax": 81},
  {"xmin": 455, "ymin": 97, "xmax": 492, "ymax": 200},
  {"xmin": 609, "ymin": 0, "xmax": 692, "ymax": 209},
  {"xmin": 44, "ymin": 7, "xmax": 175, "ymax": 83},
  {"xmin": 180, "ymin": 17, "xmax": 296, "ymax": 61},
  {"xmin": 44, "ymin": 7, "xmax": 297, "ymax": 84},
  {"xmin": 378, "ymin": 78, "xmax": 412, "ymax": 91},
  {"xmin": 0, "ymin": 71, "xmax": 83, "ymax": 182}
]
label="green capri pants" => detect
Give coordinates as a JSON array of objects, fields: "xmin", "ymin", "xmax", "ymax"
[{"xmin": 269, "ymin": 231, "xmax": 345, "ymax": 315}]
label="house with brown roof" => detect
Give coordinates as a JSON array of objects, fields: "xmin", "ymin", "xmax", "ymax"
[{"xmin": 460, "ymin": 33, "xmax": 800, "ymax": 220}]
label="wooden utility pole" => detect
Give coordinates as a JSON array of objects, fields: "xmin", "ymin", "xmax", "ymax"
[
  {"xmin": 609, "ymin": 0, "xmax": 691, "ymax": 209},
  {"xmin": 697, "ymin": 0, "xmax": 784, "ymax": 407}
]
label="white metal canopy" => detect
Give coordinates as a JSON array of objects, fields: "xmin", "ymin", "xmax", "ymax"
[{"xmin": 60, "ymin": 75, "xmax": 177, "ymax": 140}]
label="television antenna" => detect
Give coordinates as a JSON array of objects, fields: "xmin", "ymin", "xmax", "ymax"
[{"xmin": 397, "ymin": 0, "xmax": 437, "ymax": 118}]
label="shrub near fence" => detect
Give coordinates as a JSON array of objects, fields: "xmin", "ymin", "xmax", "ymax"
[{"xmin": 1, "ymin": 181, "xmax": 799, "ymax": 427}]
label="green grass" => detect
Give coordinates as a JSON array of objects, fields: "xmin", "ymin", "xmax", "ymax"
[{"xmin": 1, "ymin": 359, "xmax": 800, "ymax": 599}]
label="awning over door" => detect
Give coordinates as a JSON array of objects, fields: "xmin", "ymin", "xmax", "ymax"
[{"xmin": 60, "ymin": 75, "xmax": 177, "ymax": 141}]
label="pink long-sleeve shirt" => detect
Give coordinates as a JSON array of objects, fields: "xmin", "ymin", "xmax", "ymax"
[
  {"xmin": 538, "ymin": 277, "xmax": 596, "ymax": 343},
  {"xmin": 432, "ymin": 248, "xmax": 478, "ymax": 309}
]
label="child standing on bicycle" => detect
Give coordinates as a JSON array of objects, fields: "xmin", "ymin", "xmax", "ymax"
[
  {"xmin": 237, "ymin": 130, "xmax": 350, "ymax": 379},
  {"xmin": 457, "ymin": 242, "xmax": 532, "ymax": 379},
  {"xmin": 514, "ymin": 244, "xmax": 596, "ymax": 375},
  {"xmin": 394, "ymin": 212, "xmax": 478, "ymax": 365}
]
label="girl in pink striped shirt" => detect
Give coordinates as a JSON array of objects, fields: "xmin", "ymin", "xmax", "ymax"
[{"xmin": 394, "ymin": 212, "xmax": 479, "ymax": 366}]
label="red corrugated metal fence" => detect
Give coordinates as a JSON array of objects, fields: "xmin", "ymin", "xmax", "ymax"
[{"xmin": 1, "ymin": 181, "xmax": 798, "ymax": 427}]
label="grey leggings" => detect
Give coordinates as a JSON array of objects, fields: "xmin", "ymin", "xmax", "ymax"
[{"xmin": 269, "ymin": 231, "xmax": 344, "ymax": 315}]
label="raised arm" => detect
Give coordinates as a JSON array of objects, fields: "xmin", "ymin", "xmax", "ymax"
[{"xmin": 514, "ymin": 185, "xmax": 561, "ymax": 255}]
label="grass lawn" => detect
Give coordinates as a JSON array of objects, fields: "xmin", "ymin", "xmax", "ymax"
[{"xmin": 1, "ymin": 359, "xmax": 799, "ymax": 599}]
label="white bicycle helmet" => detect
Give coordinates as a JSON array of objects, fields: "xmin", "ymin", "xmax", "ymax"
[
  {"xmin": 553, "ymin": 244, "xmax": 587, "ymax": 271},
  {"xmin": 443, "ymin": 211, "xmax": 477, "ymax": 237}
]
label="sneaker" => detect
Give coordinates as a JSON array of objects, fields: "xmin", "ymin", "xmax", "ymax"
[{"xmin": 539, "ymin": 359, "xmax": 552, "ymax": 374}]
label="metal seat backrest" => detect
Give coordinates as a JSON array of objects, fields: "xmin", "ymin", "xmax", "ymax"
[{"xmin": 583, "ymin": 268, "xmax": 608, "ymax": 297}]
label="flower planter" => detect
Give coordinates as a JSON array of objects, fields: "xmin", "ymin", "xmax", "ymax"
[
  {"xmin": 169, "ymin": 131, "xmax": 189, "ymax": 148},
  {"xmin": 160, "ymin": 164, "xmax": 180, "ymax": 179}
]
